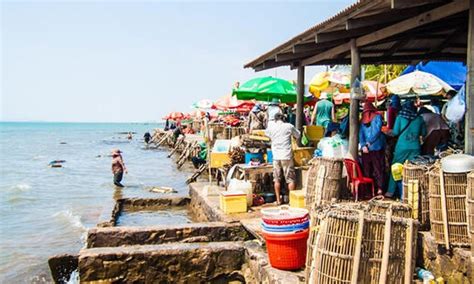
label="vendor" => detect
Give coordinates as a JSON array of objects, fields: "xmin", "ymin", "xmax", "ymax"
[
  {"xmin": 359, "ymin": 102, "xmax": 386, "ymax": 195},
  {"xmin": 387, "ymin": 95, "xmax": 401, "ymax": 130},
  {"xmin": 419, "ymin": 107, "xmax": 450, "ymax": 155},
  {"xmin": 267, "ymin": 98, "xmax": 283, "ymax": 125},
  {"xmin": 265, "ymin": 113, "xmax": 300, "ymax": 205},
  {"xmin": 191, "ymin": 142, "xmax": 207, "ymax": 168},
  {"xmin": 247, "ymin": 104, "xmax": 267, "ymax": 132},
  {"xmin": 386, "ymin": 100, "xmax": 426, "ymax": 199}
]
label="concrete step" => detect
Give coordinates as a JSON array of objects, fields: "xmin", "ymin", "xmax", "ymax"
[
  {"xmin": 79, "ymin": 241, "xmax": 245, "ymax": 283},
  {"xmin": 87, "ymin": 222, "xmax": 253, "ymax": 248}
]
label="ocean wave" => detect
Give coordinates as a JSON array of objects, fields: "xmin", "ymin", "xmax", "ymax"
[
  {"xmin": 53, "ymin": 210, "xmax": 87, "ymax": 232},
  {"xmin": 10, "ymin": 183, "xmax": 31, "ymax": 192}
]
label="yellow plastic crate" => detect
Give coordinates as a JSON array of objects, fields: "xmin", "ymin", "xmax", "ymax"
[
  {"xmin": 290, "ymin": 190, "xmax": 306, "ymax": 208},
  {"xmin": 220, "ymin": 191, "xmax": 247, "ymax": 214},
  {"xmin": 210, "ymin": 152, "xmax": 231, "ymax": 168}
]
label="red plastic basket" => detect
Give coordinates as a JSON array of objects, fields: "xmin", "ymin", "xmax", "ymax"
[
  {"xmin": 263, "ymin": 229, "xmax": 309, "ymax": 270},
  {"xmin": 262, "ymin": 214, "xmax": 309, "ymax": 225}
]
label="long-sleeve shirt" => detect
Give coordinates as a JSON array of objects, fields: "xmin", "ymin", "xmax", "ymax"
[
  {"xmin": 359, "ymin": 115, "xmax": 386, "ymax": 151},
  {"xmin": 265, "ymin": 121, "xmax": 301, "ymax": 160},
  {"xmin": 393, "ymin": 116, "xmax": 427, "ymax": 152}
]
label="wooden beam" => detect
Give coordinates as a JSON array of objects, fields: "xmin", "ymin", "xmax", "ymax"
[
  {"xmin": 315, "ymin": 26, "xmax": 381, "ymax": 43},
  {"xmin": 296, "ymin": 66, "xmax": 305, "ymax": 138},
  {"xmin": 466, "ymin": 0, "xmax": 474, "ymax": 154},
  {"xmin": 292, "ymin": 39, "xmax": 347, "ymax": 53},
  {"xmin": 429, "ymin": 26, "xmax": 468, "ymax": 54},
  {"xmin": 275, "ymin": 51, "xmax": 318, "ymax": 62},
  {"xmin": 349, "ymin": 39, "xmax": 360, "ymax": 160},
  {"xmin": 383, "ymin": 37, "xmax": 411, "ymax": 57},
  {"xmin": 307, "ymin": 53, "xmax": 467, "ymax": 66},
  {"xmin": 346, "ymin": 5, "xmax": 438, "ymax": 30},
  {"xmin": 391, "ymin": 0, "xmax": 443, "ymax": 9},
  {"xmin": 302, "ymin": 0, "xmax": 469, "ymax": 66}
]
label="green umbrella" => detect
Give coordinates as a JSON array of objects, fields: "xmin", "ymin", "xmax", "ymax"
[{"xmin": 233, "ymin": 76, "xmax": 302, "ymax": 103}]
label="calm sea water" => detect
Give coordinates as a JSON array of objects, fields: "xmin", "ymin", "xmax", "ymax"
[{"xmin": 0, "ymin": 122, "xmax": 193, "ymax": 283}]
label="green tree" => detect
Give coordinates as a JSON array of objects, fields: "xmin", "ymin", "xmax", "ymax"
[{"xmin": 364, "ymin": 64, "xmax": 407, "ymax": 83}]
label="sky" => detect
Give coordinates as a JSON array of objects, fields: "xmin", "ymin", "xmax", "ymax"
[{"xmin": 1, "ymin": 0, "xmax": 354, "ymax": 123}]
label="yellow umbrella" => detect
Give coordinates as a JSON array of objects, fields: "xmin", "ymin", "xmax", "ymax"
[{"xmin": 309, "ymin": 71, "xmax": 351, "ymax": 98}]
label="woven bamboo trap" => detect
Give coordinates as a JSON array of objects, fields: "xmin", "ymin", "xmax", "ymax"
[
  {"xmin": 467, "ymin": 172, "xmax": 474, "ymax": 246},
  {"xmin": 306, "ymin": 206, "xmax": 417, "ymax": 284},
  {"xmin": 428, "ymin": 167, "xmax": 470, "ymax": 247},
  {"xmin": 305, "ymin": 157, "xmax": 344, "ymax": 209},
  {"xmin": 368, "ymin": 198, "xmax": 412, "ymax": 218},
  {"xmin": 402, "ymin": 161, "xmax": 431, "ymax": 230}
]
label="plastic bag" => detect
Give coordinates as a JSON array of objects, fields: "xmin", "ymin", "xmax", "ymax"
[
  {"xmin": 445, "ymin": 85, "xmax": 466, "ymax": 123},
  {"xmin": 316, "ymin": 134, "xmax": 348, "ymax": 158}
]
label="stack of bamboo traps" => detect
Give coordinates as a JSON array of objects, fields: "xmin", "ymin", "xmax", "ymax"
[
  {"xmin": 221, "ymin": 127, "xmax": 245, "ymax": 140},
  {"xmin": 402, "ymin": 161, "xmax": 432, "ymax": 230},
  {"xmin": 428, "ymin": 167, "xmax": 470, "ymax": 248},
  {"xmin": 466, "ymin": 172, "xmax": 473, "ymax": 248},
  {"xmin": 305, "ymin": 157, "xmax": 344, "ymax": 208},
  {"xmin": 368, "ymin": 198, "xmax": 412, "ymax": 218},
  {"xmin": 305, "ymin": 204, "xmax": 417, "ymax": 284}
]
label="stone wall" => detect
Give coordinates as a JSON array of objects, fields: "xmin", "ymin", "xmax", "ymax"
[
  {"xmin": 189, "ymin": 183, "xmax": 223, "ymax": 222},
  {"xmin": 48, "ymin": 253, "xmax": 78, "ymax": 284},
  {"xmin": 418, "ymin": 231, "xmax": 473, "ymax": 282},
  {"xmin": 79, "ymin": 242, "xmax": 245, "ymax": 283},
  {"xmin": 87, "ymin": 222, "xmax": 252, "ymax": 248},
  {"xmin": 97, "ymin": 197, "xmax": 190, "ymax": 227}
]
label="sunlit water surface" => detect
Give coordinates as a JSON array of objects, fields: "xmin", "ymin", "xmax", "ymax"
[{"xmin": 0, "ymin": 122, "xmax": 193, "ymax": 283}]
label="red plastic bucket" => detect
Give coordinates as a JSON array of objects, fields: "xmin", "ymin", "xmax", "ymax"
[{"xmin": 263, "ymin": 229, "xmax": 309, "ymax": 270}]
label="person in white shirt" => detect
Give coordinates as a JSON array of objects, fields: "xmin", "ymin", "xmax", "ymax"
[{"xmin": 265, "ymin": 113, "xmax": 301, "ymax": 204}]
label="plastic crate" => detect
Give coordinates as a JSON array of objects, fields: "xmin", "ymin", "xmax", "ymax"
[
  {"xmin": 220, "ymin": 191, "xmax": 247, "ymax": 214},
  {"xmin": 289, "ymin": 190, "xmax": 306, "ymax": 208}
]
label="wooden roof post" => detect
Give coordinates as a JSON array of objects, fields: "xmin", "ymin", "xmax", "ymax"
[
  {"xmin": 349, "ymin": 39, "xmax": 361, "ymax": 159},
  {"xmin": 296, "ymin": 65, "xmax": 305, "ymax": 145},
  {"xmin": 466, "ymin": 0, "xmax": 474, "ymax": 155}
]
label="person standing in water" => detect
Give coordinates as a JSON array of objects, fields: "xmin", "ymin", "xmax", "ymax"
[
  {"xmin": 111, "ymin": 149, "xmax": 127, "ymax": 187},
  {"xmin": 143, "ymin": 132, "xmax": 151, "ymax": 144}
]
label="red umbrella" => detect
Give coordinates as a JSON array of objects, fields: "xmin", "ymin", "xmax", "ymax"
[
  {"xmin": 168, "ymin": 112, "xmax": 184, "ymax": 120},
  {"xmin": 213, "ymin": 94, "xmax": 255, "ymax": 113}
]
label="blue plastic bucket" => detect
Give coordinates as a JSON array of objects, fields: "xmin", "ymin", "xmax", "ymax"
[
  {"xmin": 261, "ymin": 220, "xmax": 310, "ymax": 233},
  {"xmin": 266, "ymin": 150, "xmax": 273, "ymax": 163},
  {"xmin": 245, "ymin": 152, "xmax": 264, "ymax": 164}
]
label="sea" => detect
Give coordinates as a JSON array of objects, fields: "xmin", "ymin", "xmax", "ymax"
[{"xmin": 0, "ymin": 122, "xmax": 193, "ymax": 283}]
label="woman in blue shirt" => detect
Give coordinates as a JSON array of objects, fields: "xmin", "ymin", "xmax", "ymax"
[{"xmin": 359, "ymin": 102, "xmax": 386, "ymax": 195}]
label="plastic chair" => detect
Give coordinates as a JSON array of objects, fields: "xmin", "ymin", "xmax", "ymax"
[{"xmin": 343, "ymin": 158, "xmax": 375, "ymax": 201}]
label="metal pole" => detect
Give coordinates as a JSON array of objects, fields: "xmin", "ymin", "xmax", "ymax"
[{"xmin": 349, "ymin": 39, "xmax": 361, "ymax": 159}]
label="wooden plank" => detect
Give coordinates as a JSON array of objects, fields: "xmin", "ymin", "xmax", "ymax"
[
  {"xmin": 275, "ymin": 51, "xmax": 317, "ymax": 62},
  {"xmin": 296, "ymin": 66, "xmax": 305, "ymax": 137},
  {"xmin": 379, "ymin": 208, "xmax": 393, "ymax": 284},
  {"xmin": 391, "ymin": 0, "xmax": 443, "ymax": 9},
  {"xmin": 404, "ymin": 219, "xmax": 414, "ymax": 284},
  {"xmin": 302, "ymin": 0, "xmax": 469, "ymax": 66},
  {"xmin": 350, "ymin": 210, "xmax": 364, "ymax": 284},
  {"xmin": 466, "ymin": 0, "xmax": 474, "ymax": 154},
  {"xmin": 346, "ymin": 5, "xmax": 438, "ymax": 30},
  {"xmin": 315, "ymin": 166, "xmax": 326, "ymax": 206},
  {"xmin": 348, "ymin": 39, "xmax": 360, "ymax": 160},
  {"xmin": 292, "ymin": 40, "xmax": 346, "ymax": 53},
  {"xmin": 439, "ymin": 169, "xmax": 450, "ymax": 249},
  {"xmin": 315, "ymin": 26, "xmax": 381, "ymax": 43}
]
